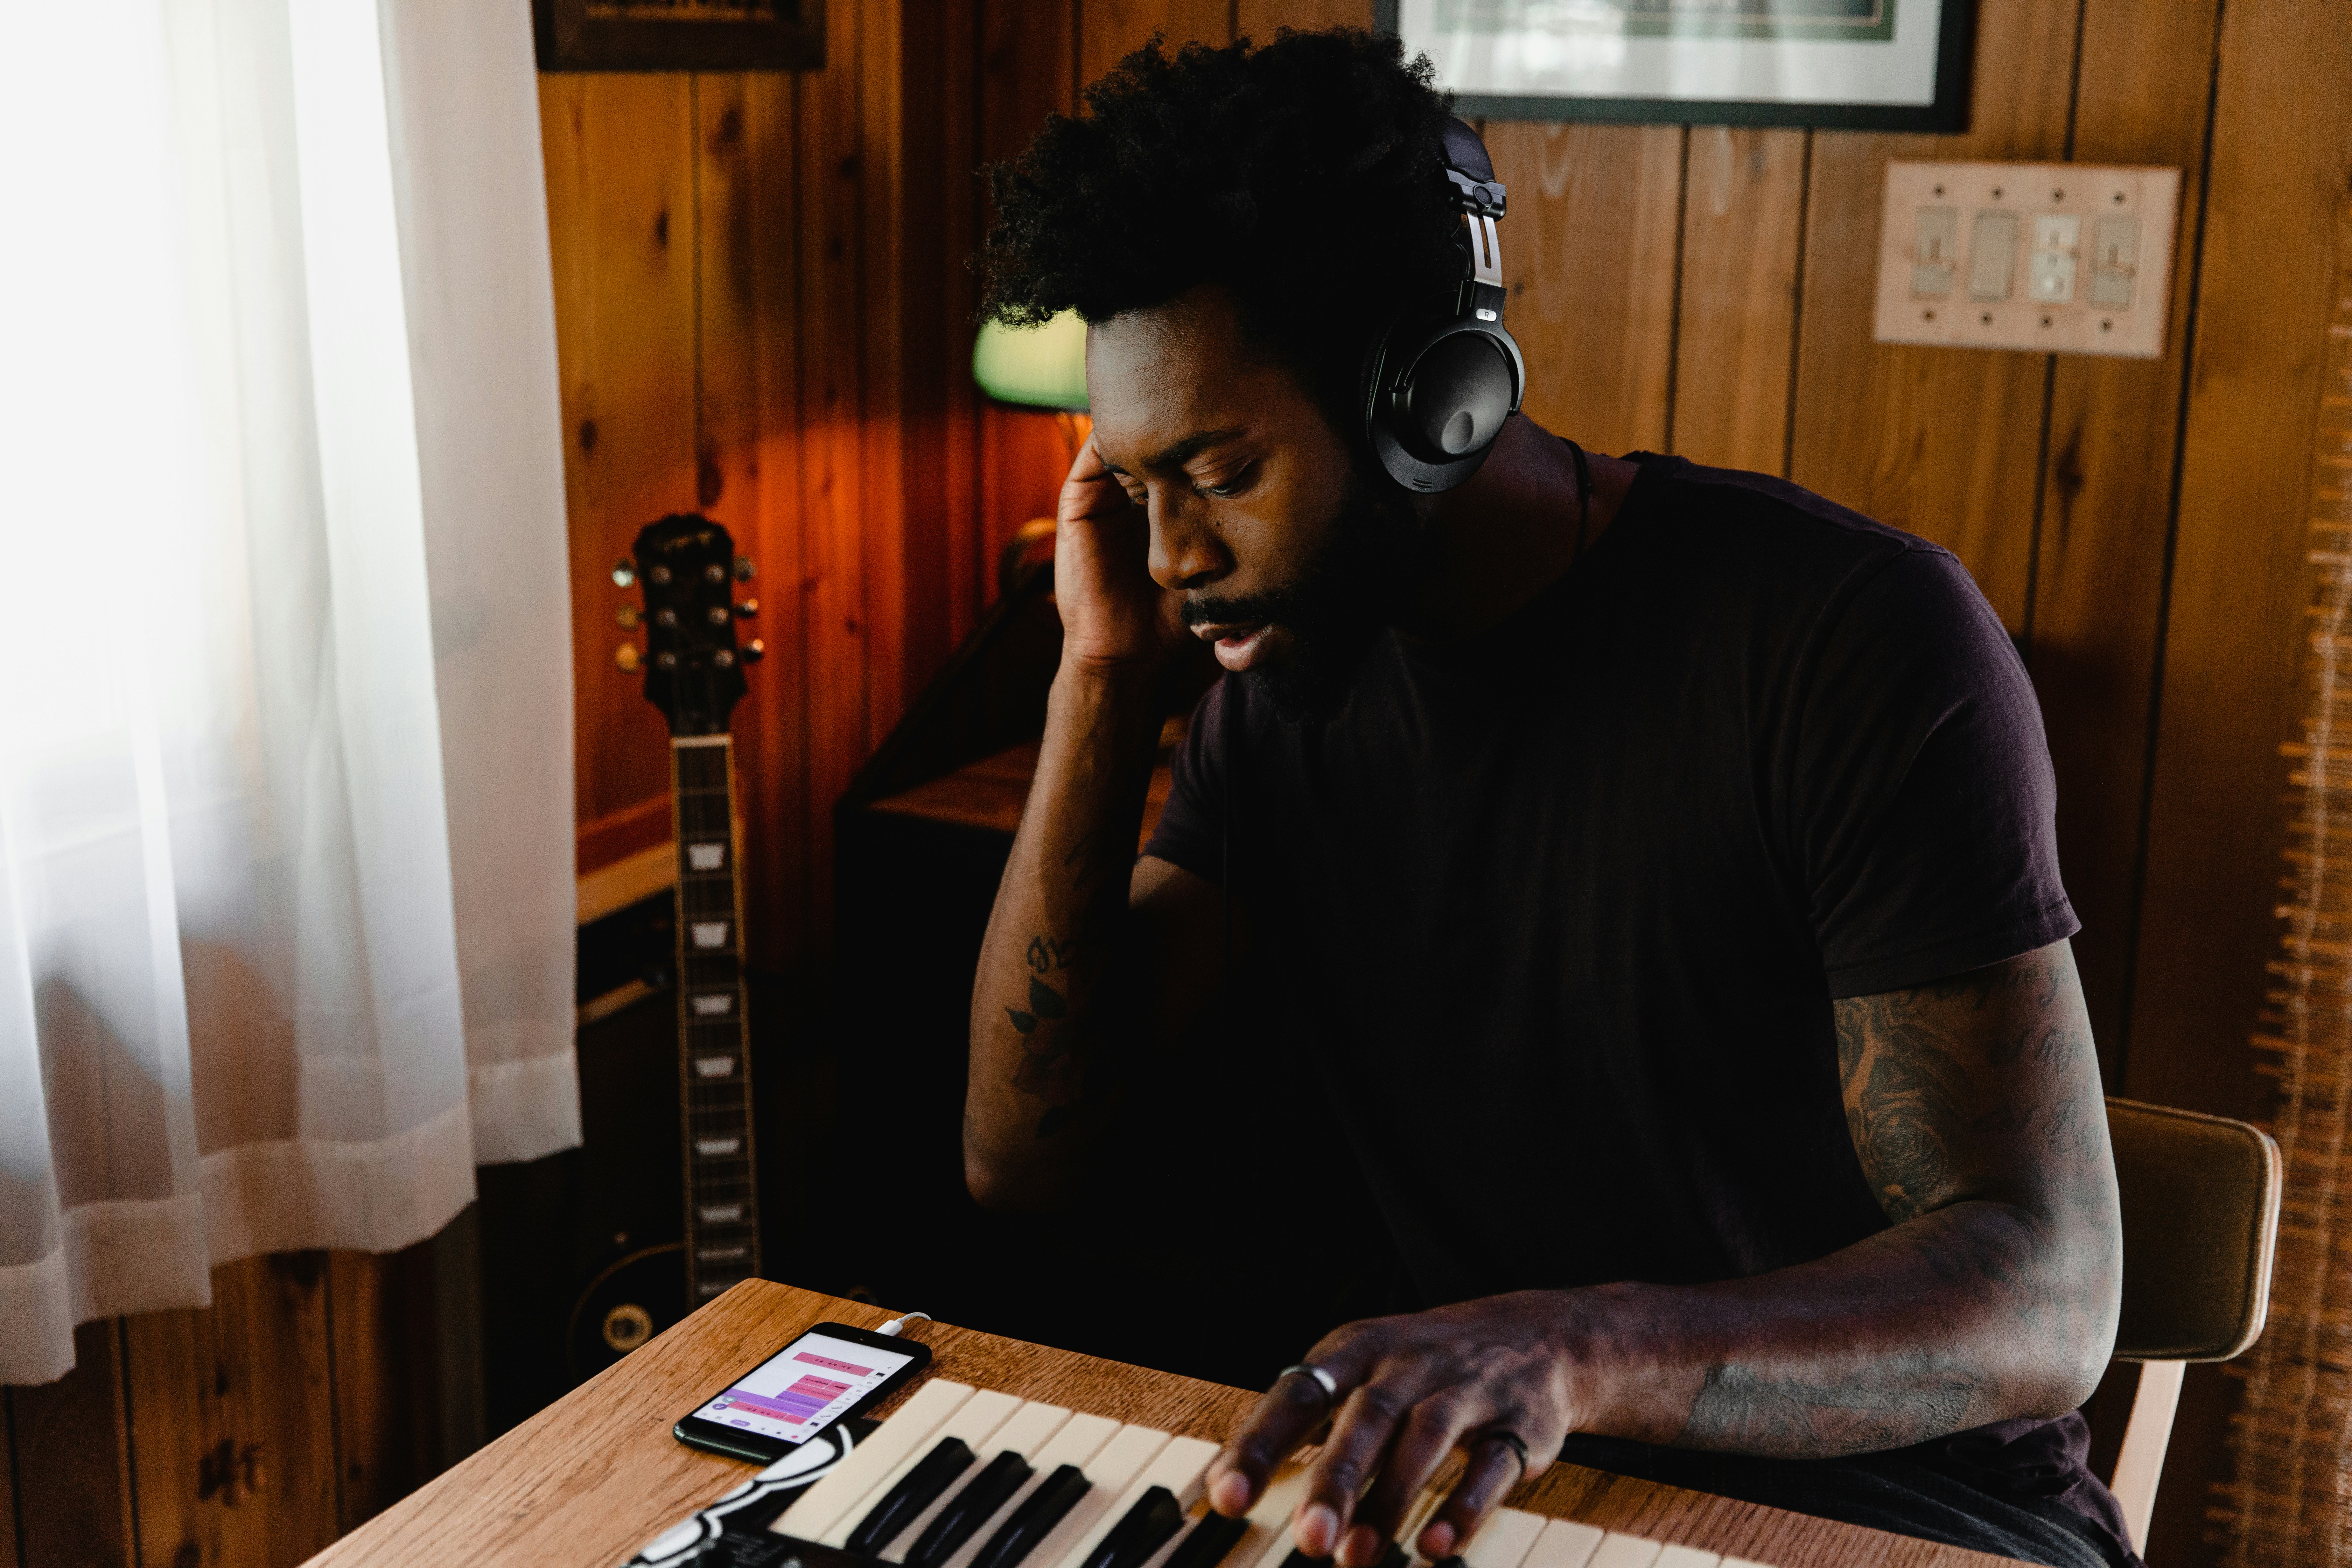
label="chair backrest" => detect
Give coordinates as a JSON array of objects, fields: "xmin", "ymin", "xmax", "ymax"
[{"xmin": 2108, "ymin": 1096, "xmax": 2283, "ymax": 1361}]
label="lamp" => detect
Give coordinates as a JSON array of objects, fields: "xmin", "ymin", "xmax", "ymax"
[
  {"xmin": 971, "ymin": 309, "xmax": 1088, "ymax": 411},
  {"xmin": 974, "ymin": 310, "xmax": 1088, "ymax": 595}
]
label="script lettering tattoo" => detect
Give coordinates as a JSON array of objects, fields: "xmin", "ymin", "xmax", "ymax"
[{"xmin": 1027, "ymin": 934, "xmax": 1073, "ymax": 973}]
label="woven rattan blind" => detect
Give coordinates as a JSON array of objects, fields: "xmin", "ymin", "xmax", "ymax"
[{"xmin": 2217, "ymin": 198, "xmax": 2352, "ymax": 1564}]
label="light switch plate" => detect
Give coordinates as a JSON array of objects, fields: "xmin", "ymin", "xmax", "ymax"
[{"xmin": 1873, "ymin": 161, "xmax": 2180, "ymax": 358}]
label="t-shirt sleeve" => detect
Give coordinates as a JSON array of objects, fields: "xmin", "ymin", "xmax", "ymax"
[
  {"xmin": 1141, "ymin": 676, "xmax": 1233, "ymax": 886},
  {"xmin": 1795, "ymin": 548, "xmax": 2078, "ymax": 999}
]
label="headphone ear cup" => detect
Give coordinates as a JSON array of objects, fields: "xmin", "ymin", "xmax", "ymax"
[
  {"xmin": 1392, "ymin": 334, "xmax": 1517, "ymax": 460},
  {"xmin": 1364, "ymin": 315, "xmax": 1526, "ymax": 493}
]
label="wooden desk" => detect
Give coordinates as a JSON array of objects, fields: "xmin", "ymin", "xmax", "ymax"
[{"xmin": 302, "ymin": 1282, "xmax": 2015, "ymax": 1568}]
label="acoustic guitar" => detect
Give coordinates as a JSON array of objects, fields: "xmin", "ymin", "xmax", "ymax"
[{"xmin": 568, "ymin": 512, "xmax": 767, "ymax": 1377}]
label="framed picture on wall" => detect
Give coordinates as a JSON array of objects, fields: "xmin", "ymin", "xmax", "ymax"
[
  {"xmin": 532, "ymin": 0, "xmax": 824, "ymax": 72},
  {"xmin": 1375, "ymin": 0, "xmax": 1975, "ymax": 132}
]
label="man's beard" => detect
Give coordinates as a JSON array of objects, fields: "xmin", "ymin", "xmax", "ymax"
[{"xmin": 1183, "ymin": 465, "xmax": 1430, "ymax": 724}]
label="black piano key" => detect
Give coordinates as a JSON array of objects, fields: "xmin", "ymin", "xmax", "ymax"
[
  {"xmin": 905, "ymin": 1450, "xmax": 1037, "ymax": 1568},
  {"xmin": 1081, "ymin": 1488, "xmax": 1194, "ymax": 1568},
  {"xmin": 709, "ymin": 1533, "xmax": 893, "ymax": 1568},
  {"xmin": 1154, "ymin": 1510, "xmax": 1250, "ymax": 1568},
  {"xmin": 702, "ymin": 1533, "xmax": 807, "ymax": 1567},
  {"xmin": 848, "ymin": 1438, "xmax": 978, "ymax": 1556},
  {"xmin": 966, "ymin": 1463, "xmax": 1094, "ymax": 1568},
  {"xmin": 1274, "ymin": 1544, "xmax": 1407, "ymax": 1568}
]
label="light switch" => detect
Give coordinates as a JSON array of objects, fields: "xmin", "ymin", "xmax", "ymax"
[
  {"xmin": 1911, "ymin": 208, "xmax": 1957, "ymax": 297},
  {"xmin": 2028, "ymin": 214, "xmax": 2079, "ymax": 303},
  {"xmin": 1968, "ymin": 210, "xmax": 2018, "ymax": 301},
  {"xmin": 1874, "ymin": 162, "xmax": 2180, "ymax": 358},
  {"xmin": 2089, "ymin": 216, "xmax": 2138, "ymax": 308}
]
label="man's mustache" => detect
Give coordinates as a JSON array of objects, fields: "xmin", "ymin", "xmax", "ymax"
[{"xmin": 1180, "ymin": 588, "xmax": 1309, "ymax": 629}]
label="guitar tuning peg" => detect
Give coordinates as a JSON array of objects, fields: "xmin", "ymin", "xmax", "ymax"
[
  {"xmin": 612, "ymin": 560, "xmax": 636, "ymax": 588},
  {"xmin": 734, "ymin": 555, "xmax": 756, "ymax": 582},
  {"xmin": 742, "ymin": 639, "xmax": 765, "ymax": 665},
  {"xmin": 614, "ymin": 644, "xmax": 642, "ymax": 673},
  {"xmin": 617, "ymin": 606, "xmax": 640, "ymax": 629},
  {"xmin": 734, "ymin": 598, "xmax": 758, "ymax": 620}
]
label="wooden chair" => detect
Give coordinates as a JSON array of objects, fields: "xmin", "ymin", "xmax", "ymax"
[{"xmin": 2104, "ymin": 1096, "xmax": 2282, "ymax": 1554}]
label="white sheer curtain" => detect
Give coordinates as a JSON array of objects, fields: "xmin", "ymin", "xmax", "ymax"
[{"xmin": 0, "ymin": 0, "xmax": 576, "ymax": 1385}]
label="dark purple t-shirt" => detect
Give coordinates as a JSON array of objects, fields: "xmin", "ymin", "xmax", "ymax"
[{"xmin": 1141, "ymin": 454, "xmax": 2130, "ymax": 1565}]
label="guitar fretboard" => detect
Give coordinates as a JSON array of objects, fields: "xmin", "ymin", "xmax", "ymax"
[{"xmin": 671, "ymin": 735, "xmax": 761, "ymax": 1302}]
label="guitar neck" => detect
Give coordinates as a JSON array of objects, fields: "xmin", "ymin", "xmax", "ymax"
[{"xmin": 670, "ymin": 735, "xmax": 761, "ymax": 1304}]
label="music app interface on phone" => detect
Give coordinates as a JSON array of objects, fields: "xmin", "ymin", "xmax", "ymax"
[{"xmin": 694, "ymin": 1331, "xmax": 915, "ymax": 1444}]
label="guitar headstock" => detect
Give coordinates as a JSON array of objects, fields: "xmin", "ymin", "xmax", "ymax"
[{"xmin": 612, "ymin": 513, "xmax": 762, "ymax": 737}]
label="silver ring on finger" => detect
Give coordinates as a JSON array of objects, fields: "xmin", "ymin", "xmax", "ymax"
[{"xmin": 1276, "ymin": 1363, "xmax": 1340, "ymax": 1409}]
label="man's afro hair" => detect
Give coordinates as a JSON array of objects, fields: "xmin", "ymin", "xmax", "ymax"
[{"xmin": 978, "ymin": 28, "xmax": 1468, "ymax": 419}]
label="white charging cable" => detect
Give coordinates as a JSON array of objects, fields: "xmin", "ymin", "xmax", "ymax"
[{"xmin": 877, "ymin": 1311, "xmax": 932, "ymax": 1337}]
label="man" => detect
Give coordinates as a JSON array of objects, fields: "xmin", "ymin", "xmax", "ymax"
[{"xmin": 963, "ymin": 27, "xmax": 2129, "ymax": 1568}]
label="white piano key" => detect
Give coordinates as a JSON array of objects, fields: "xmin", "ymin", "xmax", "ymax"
[
  {"xmin": 1394, "ymin": 1476, "xmax": 1451, "ymax": 1558},
  {"xmin": 776, "ymin": 1379, "xmax": 975, "ymax": 1542},
  {"xmin": 1459, "ymin": 1506, "xmax": 1548, "ymax": 1568},
  {"xmin": 812, "ymin": 1387, "xmax": 1027, "ymax": 1548},
  {"xmin": 1652, "ymin": 1547, "xmax": 1718, "ymax": 1568},
  {"xmin": 1016, "ymin": 1425, "xmax": 1176, "ymax": 1568},
  {"xmin": 1586, "ymin": 1535, "xmax": 1663, "ymax": 1568},
  {"xmin": 1042, "ymin": 1434, "xmax": 1219, "ymax": 1568},
  {"xmin": 1228, "ymin": 1458, "xmax": 1326, "ymax": 1568},
  {"xmin": 1519, "ymin": 1518, "xmax": 1605, "ymax": 1568},
  {"xmin": 934, "ymin": 1411, "xmax": 1121, "ymax": 1568},
  {"xmin": 882, "ymin": 1401, "xmax": 1075, "ymax": 1562}
]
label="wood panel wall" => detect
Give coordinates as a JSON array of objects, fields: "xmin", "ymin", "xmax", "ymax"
[
  {"xmin": 1, "ymin": 1245, "xmax": 453, "ymax": 1568},
  {"xmin": 14, "ymin": 3, "xmax": 2344, "ymax": 1566},
  {"xmin": 542, "ymin": 1, "xmax": 2349, "ymax": 1563}
]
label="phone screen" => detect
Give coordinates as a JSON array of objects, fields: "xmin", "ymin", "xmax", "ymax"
[{"xmin": 687, "ymin": 1326, "xmax": 920, "ymax": 1447}]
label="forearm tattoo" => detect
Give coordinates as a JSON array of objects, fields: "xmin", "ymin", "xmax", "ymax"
[
  {"xmin": 1689, "ymin": 1359, "xmax": 1977, "ymax": 1455},
  {"xmin": 1676, "ymin": 946, "xmax": 2119, "ymax": 1457},
  {"xmin": 999, "ymin": 827, "xmax": 1134, "ymax": 1138},
  {"xmin": 1006, "ymin": 937, "xmax": 1079, "ymax": 1134}
]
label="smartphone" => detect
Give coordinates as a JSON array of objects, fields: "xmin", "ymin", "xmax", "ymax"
[{"xmin": 674, "ymin": 1321, "xmax": 934, "ymax": 1464}]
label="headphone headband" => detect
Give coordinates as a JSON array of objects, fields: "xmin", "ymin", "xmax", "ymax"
[{"xmin": 1362, "ymin": 119, "xmax": 1527, "ymax": 493}]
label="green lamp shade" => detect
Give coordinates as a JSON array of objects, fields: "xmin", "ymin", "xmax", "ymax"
[{"xmin": 972, "ymin": 310, "xmax": 1088, "ymax": 412}]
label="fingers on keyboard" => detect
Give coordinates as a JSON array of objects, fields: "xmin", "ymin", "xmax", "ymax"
[{"xmin": 792, "ymin": 1393, "xmax": 1728, "ymax": 1568}]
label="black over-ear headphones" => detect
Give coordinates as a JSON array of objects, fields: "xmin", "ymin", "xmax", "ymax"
[{"xmin": 1363, "ymin": 118, "xmax": 1527, "ymax": 493}]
